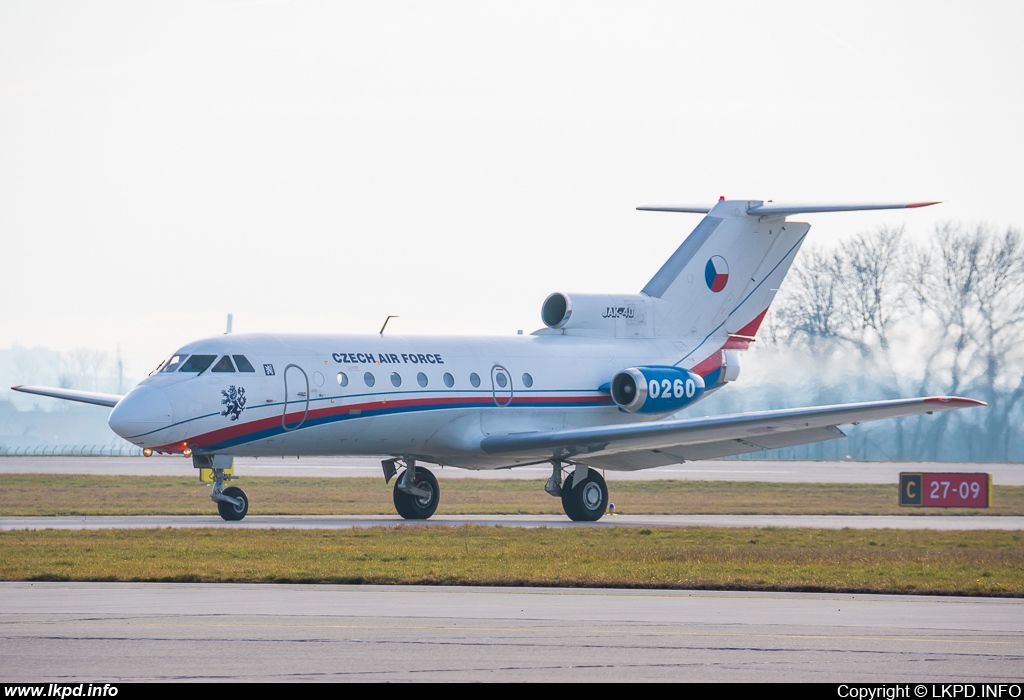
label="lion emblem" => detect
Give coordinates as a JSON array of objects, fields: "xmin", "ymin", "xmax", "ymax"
[{"xmin": 220, "ymin": 385, "xmax": 247, "ymax": 421}]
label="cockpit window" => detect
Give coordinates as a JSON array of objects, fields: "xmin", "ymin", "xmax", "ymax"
[
  {"xmin": 233, "ymin": 355, "xmax": 256, "ymax": 372},
  {"xmin": 211, "ymin": 356, "xmax": 236, "ymax": 373},
  {"xmin": 162, "ymin": 354, "xmax": 188, "ymax": 372},
  {"xmin": 178, "ymin": 354, "xmax": 217, "ymax": 373}
]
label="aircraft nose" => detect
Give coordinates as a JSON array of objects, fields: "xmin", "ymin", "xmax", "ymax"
[{"xmin": 108, "ymin": 386, "xmax": 174, "ymax": 441}]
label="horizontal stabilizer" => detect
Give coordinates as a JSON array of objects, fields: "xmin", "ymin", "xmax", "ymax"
[
  {"xmin": 636, "ymin": 205, "xmax": 712, "ymax": 214},
  {"xmin": 638, "ymin": 201, "xmax": 940, "ymax": 216},
  {"xmin": 11, "ymin": 385, "xmax": 122, "ymax": 408},
  {"xmin": 746, "ymin": 201, "xmax": 940, "ymax": 216}
]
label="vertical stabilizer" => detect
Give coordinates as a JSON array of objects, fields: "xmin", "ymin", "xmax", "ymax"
[{"xmin": 642, "ymin": 199, "xmax": 809, "ymax": 343}]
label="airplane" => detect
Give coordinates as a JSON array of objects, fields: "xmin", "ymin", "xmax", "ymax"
[{"xmin": 12, "ymin": 197, "xmax": 985, "ymax": 522}]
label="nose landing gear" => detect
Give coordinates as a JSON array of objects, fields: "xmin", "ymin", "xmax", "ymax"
[
  {"xmin": 387, "ymin": 458, "xmax": 440, "ymax": 520},
  {"xmin": 216, "ymin": 485, "xmax": 249, "ymax": 521},
  {"xmin": 194, "ymin": 454, "xmax": 249, "ymax": 521}
]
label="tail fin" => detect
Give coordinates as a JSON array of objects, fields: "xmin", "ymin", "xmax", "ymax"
[{"xmin": 640, "ymin": 199, "xmax": 938, "ymax": 343}]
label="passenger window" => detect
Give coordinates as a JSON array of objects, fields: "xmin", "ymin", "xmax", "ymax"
[
  {"xmin": 390, "ymin": 372, "xmax": 402, "ymax": 387},
  {"xmin": 443, "ymin": 372, "xmax": 454, "ymax": 388},
  {"xmin": 495, "ymin": 372, "xmax": 507, "ymax": 388},
  {"xmin": 162, "ymin": 354, "xmax": 187, "ymax": 372},
  {"xmin": 233, "ymin": 355, "xmax": 256, "ymax": 372},
  {"xmin": 211, "ymin": 356, "xmax": 236, "ymax": 373},
  {"xmin": 522, "ymin": 373, "xmax": 534, "ymax": 388},
  {"xmin": 417, "ymin": 372, "xmax": 428, "ymax": 387},
  {"xmin": 470, "ymin": 373, "xmax": 481, "ymax": 388},
  {"xmin": 364, "ymin": 372, "xmax": 375, "ymax": 387},
  {"xmin": 337, "ymin": 372, "xmax": 349, "ymax": 387},
  {"xmin": 178, "ymin": 355, "xmax": 217, "ymax": 373}
]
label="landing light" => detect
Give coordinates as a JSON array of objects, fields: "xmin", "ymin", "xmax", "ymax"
[
  {"xmin": 183, "ymin": 446, "xmax": 192, "ymax": 458},
  {"xmin": 143, "ymin": 448, "xmax": 153, "ymax": 457}
]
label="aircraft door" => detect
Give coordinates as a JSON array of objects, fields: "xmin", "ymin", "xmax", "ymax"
[
  {"xmin": 490, "ymin": 364, "xmax": 513, "ymax": 407},
  {"xmin": 282, "ymin": 364, "xmax": 310, "ymax": 431}
]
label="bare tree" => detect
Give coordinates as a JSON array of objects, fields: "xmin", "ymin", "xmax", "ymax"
[
  {"xmin": 741, "ymin": 220, "xmax": 1024, "ymax": 461},
  {"xmin": 774, "ymin": 247, "xmax": 850, "ymax": 353},
  {"xmin": 965, "ymin": 225, "xmax": 1024, "ymax": 459},
  {"xmin": 842, "ymin": 225, "xmax": 909, "ymax": 353}
]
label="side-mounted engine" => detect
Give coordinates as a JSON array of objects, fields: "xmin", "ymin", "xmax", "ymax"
[
  {"xmin": 540, "ymin": 292, "xmax": 658, "ymax": 338},
  {"xmin": 610, "ymin": 366, "xmax": 705, "ymax": 414}
]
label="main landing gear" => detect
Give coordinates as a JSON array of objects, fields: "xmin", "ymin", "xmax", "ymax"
[
  {"xmin": 378, "ymin": 457, "xmax": 608, "ymax": 522},
  {"xmin": 383, "ymin": 458, "xmax": 440, "ymax": 520},
  {"xmin": 547, "ymin": 460, "xmax": 608, "ymax": 522},
  {"xmin": 194, "ymin": 454, "xmax": 249, "ymax": 521}
]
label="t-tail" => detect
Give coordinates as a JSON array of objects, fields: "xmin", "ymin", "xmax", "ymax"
[
  {"xmin": 537, "ymin": 197, "xmax": 937, "ymax": 377},
  {"xmin": 637, "ymin": 198, "xmax": 938, "ymax": 345}
]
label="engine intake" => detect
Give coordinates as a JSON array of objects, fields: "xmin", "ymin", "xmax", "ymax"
[
  {"xmin": 610, "ymin": 366, "xmax": 705, "ymax": 414},
  {"xmin": 540, "ymin": 292, "xmax": 655, "ymax": 338}
]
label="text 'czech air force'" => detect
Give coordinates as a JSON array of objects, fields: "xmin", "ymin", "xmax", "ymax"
[{"xmin": 332, "ymin": 352, "xmax": 444, "ymax": 365}]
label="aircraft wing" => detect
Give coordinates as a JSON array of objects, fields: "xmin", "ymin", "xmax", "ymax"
[
  {"xmin": 480, "ymin": 397, "xmax": 984, "ymax": 469},
  {"xmin": 11, "ymin": 385, "xmax": 123, "ymax": 408}
]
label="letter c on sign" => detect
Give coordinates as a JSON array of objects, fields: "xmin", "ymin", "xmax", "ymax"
[{"xmin": 906, "ymin": 481, "xmax": 916, "ymax": 499}]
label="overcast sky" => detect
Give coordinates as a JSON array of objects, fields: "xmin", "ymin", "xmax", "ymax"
[{"xmin": 2, "ymin": 0, "xmax": 1022, "ymax": 383}]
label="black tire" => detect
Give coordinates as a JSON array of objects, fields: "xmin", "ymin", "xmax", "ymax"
[
  {"xmin": 560, "ymin": 478, "xmax": 581, "ymax": 521},
  {"xmin": 561, "ymin": 468, "xmax": 608, "ymax": 522},
  {"xmin": 217, "ymin": 486, "xmax": 249, "ymax": 521},
  {"xmin": 393, "ymin": 467, "xmax": 440, "ymax": 520}
]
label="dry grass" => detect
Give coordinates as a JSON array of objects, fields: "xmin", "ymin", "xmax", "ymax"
[
  {"xmin": 1, "ymin": 527, "xmax": 1020, "ymax": 596},
  {"xmin": 2, "ymin": 475, "xmax": 1022, "ymax": 516}
]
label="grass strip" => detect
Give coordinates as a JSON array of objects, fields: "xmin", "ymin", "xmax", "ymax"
[
  {"xmin": 2, "ymin": 475, "xmax": 1023, "ymax": 517},
  {"xmin": 1, "ymin": 527, "xmax": 1021, "ymax": 596}
]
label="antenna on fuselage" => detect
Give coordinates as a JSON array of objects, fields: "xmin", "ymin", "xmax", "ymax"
[
  {"xmin": 226, "ymin": 314, "xmax": 233, "ymax": 334},
  {"xmin": 379, "ymin": 315, "xmax": 399, "ymax": 335}
]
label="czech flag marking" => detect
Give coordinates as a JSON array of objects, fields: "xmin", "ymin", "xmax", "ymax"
[{"xmin": 705, "ymin": 256, "xmax": 729, "ymax": 292}]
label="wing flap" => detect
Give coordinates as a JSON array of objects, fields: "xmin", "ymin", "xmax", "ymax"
[
  {"xmin": 11, "ymin": 385, "xmax": 122, "ymax": 408},
  {"xmin": 583, "ymin": 426, "xmax": 847, "ymax": 470},
  {"xmin": 480, "ymin": 397, "xmax": 983, "ymax": 466}
]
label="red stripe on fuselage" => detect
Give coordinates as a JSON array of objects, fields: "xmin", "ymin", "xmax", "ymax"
[
  {"xmin": 690, "ymin": 353, "xmax": 722, "ymax": 376},
  {"xmin": 149, "ymin": 393, "xmax": 613, "ymax": 453}
]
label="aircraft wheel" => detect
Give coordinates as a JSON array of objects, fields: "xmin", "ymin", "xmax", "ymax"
[
  {"xmin": 217, "ymin": 486, "xmax": 249, "ymax": 521},
  {"xmin": 393, "ymin": 467, "xmax": 439, "ymax": 520},
  {"xmin": 561, "ymin": 469, "xmax": 607, "ymax": 522},
  {"xmin": 560, "ymin": 480, "xmax": 581, "ymax": 521}
]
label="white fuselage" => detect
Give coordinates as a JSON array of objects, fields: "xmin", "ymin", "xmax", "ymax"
[{"xmin": 109, "ymin": 331, "xmax": 730, "ymax": 469}]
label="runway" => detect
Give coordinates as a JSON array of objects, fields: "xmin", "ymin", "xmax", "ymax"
[
  {"xmin": 1, "ymin": 582, "xmax": 1021, "ymax": 682},
  {"xmin": 3, "ymin": 513, "xmax": 1024, "ymax": 531},
  {"xmin": 4, "ymin": 457, "xmax": 1021, "ymax": 682},
  {"xmin": 3, "ymin": 455, "xmax": 1022, "ymax": 484}
]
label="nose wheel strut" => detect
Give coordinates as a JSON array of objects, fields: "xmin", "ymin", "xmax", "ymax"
[
  {"xmin": 194, "ymin": 454, "xmax": 249, "ymax": 521},
  {"xmin": 389, "ymin": 458, "xmax": 440, "ymax": 520}
]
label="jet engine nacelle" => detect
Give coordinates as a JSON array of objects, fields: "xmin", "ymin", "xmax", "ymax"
[
  {"xmin": 610, "ymin": 366, "xmax": 706, "ymax": 414},
  {"xmin": 541, "ymin": 292, "xmax": 655, "ymax": 338}
]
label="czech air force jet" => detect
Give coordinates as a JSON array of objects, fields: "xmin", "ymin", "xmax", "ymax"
[{"xmin": 13, "ymin": 198, "xmax": 984, "ymax": 521}]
